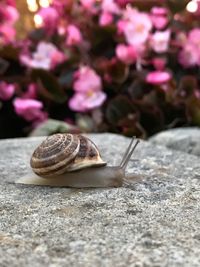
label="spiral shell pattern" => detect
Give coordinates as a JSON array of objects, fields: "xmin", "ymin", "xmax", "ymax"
[{"xmin": 30, "ymin": 133, "xmax": 106, "ymax": 177}]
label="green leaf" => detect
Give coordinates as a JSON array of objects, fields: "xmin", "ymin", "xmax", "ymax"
[
  {"xmin": 31, "ymin": 69, "xmax": 67, "ymax": 103},
  {"xmin": 29, "ymin": 119, "xmax": 79, "ymax": 136},
  {"xmin": 58, "ymin": 70, "xmax": 74, "ymax": 87},
  {"xmin": 0, "ymin": 45, "xmax": 20, "ymax": 60},
  {"xmin": 187, "ymin": 97, "xmax": 200, "ymax": 125},
  {"xmin": 110, "ymin": 61, "xmax": 129, "ymax": 84},
  {"xmin": 29, "ymin": 28, "xmax": 46, "ymax": 42},
  {"xmin": 178, "ymin": 76, "xmax": 197, "ymax": 97},
  {"xmin": 76, "ymin": 114, "xmax": 95, "ymax": 132},
  {"xmin": 106, "ymin": 96, "xmax": 135, "ymax": 125},
  {"xmin": 131, "ymin": 0, "xmax": 163, "ymax": 11},
  {"xmin": 167, "ymin": 0, "xmax": 190, "ymax": 13},
  {"xmin": 0, "ymin": 58, "xmax": 9, "ymax": 74}
]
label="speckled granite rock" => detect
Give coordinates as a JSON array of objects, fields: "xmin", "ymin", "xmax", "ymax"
[
  {"xmin": 149, "ymin": 127, "xmax": 200, "ymax": 156},
  {"xmin": 0, "ymin": 133, "xmax": 200, "ymax": 267}
]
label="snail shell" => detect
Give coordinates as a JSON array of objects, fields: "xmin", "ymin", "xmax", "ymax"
[{"xmin": 30, "ymin": 133, "xmax": 106, "ymax": 177}]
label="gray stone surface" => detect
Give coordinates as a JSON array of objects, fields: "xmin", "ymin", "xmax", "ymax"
[
  {"xmin": 0, "ymin": 133, "xmax": 200, "ymax": 267},
  {"xmin": 149, "ymin": 127, "xmax": 200, "ymax": 156}
]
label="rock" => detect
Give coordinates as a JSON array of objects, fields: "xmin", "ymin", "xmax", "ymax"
[
  {"xmin": 149, "ymin": 127, "xmax": 200, "ymax": 156},
  {"xmin": 0, "ymin": 133, "xmax": 200, "ymax": 267}
]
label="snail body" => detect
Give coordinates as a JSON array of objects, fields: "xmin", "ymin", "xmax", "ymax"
[{"xmin": 16, "ymin": 133, "xmax": 140, "ymax": 188}]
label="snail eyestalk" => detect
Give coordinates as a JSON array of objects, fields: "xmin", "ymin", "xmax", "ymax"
[
  {"xmin": 120, "ymin": 136, "xmax": 136, "ymax": 167},
  {"xmin": 120, "ymin": 137, "xmax": 140, "ymax": 171}
]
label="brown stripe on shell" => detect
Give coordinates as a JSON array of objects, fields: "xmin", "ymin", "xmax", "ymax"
[
  {"xmin": 31, "ymin": 154, "xmax": 75, "ymax": 177},
  {"xmin": 30, "ymin": 134, "xmax": 80, "ymax": 176},
  {"xmin": 67, "ymin": 135, "xmax": 106, "ymax": 172},
  {"xmin": 35, "ymin": 134, "xmax": 68, "ymax": 156},
  {"xmin": 31, "ymin": 134, "xmax": 77, "ymax": 167},
  {"xmin": 32, "ymin": 134, "xmax": 71, "ymax": 163}
]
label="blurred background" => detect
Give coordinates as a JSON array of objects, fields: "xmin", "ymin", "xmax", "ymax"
[{"xmin": 0, "ymin": 0, "xmax": 200, "ymax": 139}]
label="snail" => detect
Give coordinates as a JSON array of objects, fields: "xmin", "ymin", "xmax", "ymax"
[{"xmin": 16, "ymin": 133, "xmax": 140, "ymax": 188}]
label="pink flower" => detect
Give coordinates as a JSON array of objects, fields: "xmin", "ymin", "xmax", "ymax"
[
  {"xmin": 0, "ymin": 82, "xmax": 15, "ymax": 100},
  {"xmin": 74, "ymin": 66, "xmax": 102, "ymax": 92},
  {"xmin": 122, "ymin": 7, "xmax": 152, "ymax": 46},
  {"xmin": 116, "ymin": 0, "xmax": 130, "ymax": 7},
  {"xmin": 0, "ymin": 3, "xmax": 18, "ymax": 44},
  {"xmin": 38, "ymin": 7, "xmax": 59, "ymax": 33},
  {"xmin": 152, "ymin": 57, "xmax": 166, "ymax": 70},
  {"xmin": 151, "ymin": 16, "xmax": 168, "ymax": 30},
  {"xmin": 51, "ymin": 50, "xmax": 66, "ymax": 69},
  {"xmin": 6, "ymin": 1, "xmax": 16, "ymax": 7},
  {"xmin": 179, "ymin": 44, "xmax": 199, "ymax": 68},
  {"xmin": 101, "ymin": 0, "xmax": 120, "ymax": 14},
  {"xmin": 5, "ymin": 5, "xmax": 19, "ymax": 24},
  {"xmin": 99, "ymin": 11, "xmax": 113, "ymax": 26},
  {"xmin": 80, "ymin": 0, "xmax": 97, "ymax": 13},
  {"xmin": 80, "ymin": 0, "xmax": 95, "ymax": 8},
  {"xmin": 146, "ymin": 71, "xmax": 172, "ymax": 85},
  {"xmin": 151, "ymin": 7, "xmax": 168, "ymax": 16},
  {"xmin": 66, "ymin": 25, "xmax": 83, "ymax": 46},
  {"xmin": 0, "ymin": 4, "xmax": 19, "ymax": 25},
  {"xmin": 151, "ymin": 7, "xmax": 168, "ymax": 30},
  {"xmin": 188, "ymin": 28, "xmax": 200, "ymax": 48},
  {"xmin": 116, "ymin": 44, "xmax": 137, "ymax": 64},
  {"xmin": 150, "ymin": 30, "xmax": 170, "ymax": 53},
  {"xmin": 178, "ymin": 28, "xmax": 200, "ymax": 68},
  {"xmin": 51, "ymin": 0, "xmax": 73, "ymax": 16},
  {"xmin": 117, "ymin": 20, "xmax": 127, "ymax": 34},
  {"xmin": 0, "ymin": 24, "xmax": 16, "ymax": 44},
  {"xmin": 20, "ymin": 42, "xmax": 65, "ymax": 70},
  {"xmin": 69, "ymin": 91, "xmax": 106, "ymax": 112},
  {"xmin": 13, "ymin": 98, "xmax": 47, "ymax": 122},
  {"xmin": 123, "ymin": 5, "xmax": 138, "ymax": 20},
  {"xmin": 69, "ymin": 66, "xmax": 106, "ymax": 112}
]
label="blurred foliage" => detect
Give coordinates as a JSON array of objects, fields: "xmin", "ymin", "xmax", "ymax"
[{"xmin": 0, "ymin": 0, "xmax": 200, "ymax": 139}]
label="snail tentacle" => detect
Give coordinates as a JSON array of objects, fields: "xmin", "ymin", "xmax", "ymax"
[
  {"xmin": 121, "ymin": 138, "xmax": 140, "ymax": 170},
  {"xmin": 120, "ymin": 136, "xmax": 136, "ymax": 167}
]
